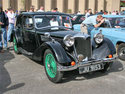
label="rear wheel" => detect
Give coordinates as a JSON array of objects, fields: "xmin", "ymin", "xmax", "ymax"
[
  {"xmin": 44, "ymin": 49, "xmax": 63, "ymax": 83},
  {"xmin": 117, "ymin": 43, "xmax": 125, "ymax": 61},
  {"xmin": 13, "ymin": 36, "xmax": 20, "ymax": 54}
]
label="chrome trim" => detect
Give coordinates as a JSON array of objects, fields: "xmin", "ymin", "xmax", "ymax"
[
  {"xmin": 57, "ymin": 57, "xmax": 117, "ymax": 71},
  {"xmin": 73, "ymin": 45, "xmax": 78, "ymax": 62}
]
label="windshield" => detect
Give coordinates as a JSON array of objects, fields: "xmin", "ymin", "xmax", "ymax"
[
  {"xmin": 34, "ymin": 15, "xmax": 72, "ymax": 30},
  {"xmin": 108, "ymin": 17, "xmax": 125, "ymax": 28}
]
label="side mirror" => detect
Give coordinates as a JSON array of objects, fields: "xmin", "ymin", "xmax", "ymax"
[{"xmin": 44, "ymin": 32, "xmax": 50, "ymax": 38}]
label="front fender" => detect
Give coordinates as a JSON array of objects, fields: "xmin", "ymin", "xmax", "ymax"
[
  {"xmin": 92, "ymin": 38, "xmax": 116, "ymax": 59},
  {"xmin": 13, "ymin": 29, "xmax": 22, "ymax": 44},
  {"xmin": 33, "ymin": 41, "xmax": 72, "ymax": 63},
  {"xmin": 103, "ymin": 38, "xmax": 116, "ymax": 54}
]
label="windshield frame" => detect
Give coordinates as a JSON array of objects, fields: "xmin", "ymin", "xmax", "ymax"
[{"xmin": 34, "ymin": 15, "xmax": 73, "ymax": 30}]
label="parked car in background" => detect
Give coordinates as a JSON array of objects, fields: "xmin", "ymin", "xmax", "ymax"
[
  {"xmin": 73, "ymin": 15, "xmax": 125, "ymax": 61},
  {"xmin": 121, "ymin": 11, "xmax": 125, "ymax": 15},
  {"xmin": 71, "ymin": 14, "xmax": 85, "ymax": 25},
  {"xmin": 11, "ymin": 12, "xmax": 116, "ymax": 83}
]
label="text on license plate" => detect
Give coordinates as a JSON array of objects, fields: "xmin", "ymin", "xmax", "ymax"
[{"xmin": 79, "ymin": 63, "xmax": 104, "ymax": 74}]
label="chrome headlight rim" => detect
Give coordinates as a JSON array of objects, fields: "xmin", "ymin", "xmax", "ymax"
[
  {"xmin": 63, "ymin": 35, "xmax": 75, "ymax": 47},
  {"xmin": 94, "ymin": 33, "xmax": 104, "ymax": 44}
]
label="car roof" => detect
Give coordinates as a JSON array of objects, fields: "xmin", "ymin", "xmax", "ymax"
[
  {"xmin": 91, "ymin": 15, "xmax": 125, "ymax": 18},
  {"xmin": 20, "ymin": 12, "xmax": 71, "ymax": 17},
  {"xmin": 102, "ymin": 15, "xmax": 125, "ymax": 18}
]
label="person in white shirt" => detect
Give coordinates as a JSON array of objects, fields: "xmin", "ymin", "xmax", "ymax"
[
  {"xmin": 37, "ymin": 6, "xmax": 44, "ymax": 12},
  {"xmin": 81, "ymin": 15, "xmax": 105, "ymax": 35},
  {"xmin": 112, "ymin": 11, "xmax": 116, "ymax": 15},
  {"xmin": 85, "ymin": 9, "xmax": 92, "ymax": 19},
  {"xmin": 7, "ymin": 8, "xmax": 15, "ymax": 42},
  {"xmin": 77, "ymin": 11, "xmax": 81, "ymax": 14}
]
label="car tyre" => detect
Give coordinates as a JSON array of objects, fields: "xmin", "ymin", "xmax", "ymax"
[
  {"xmin": 13, "ymin": 36, "xmax": 20, "ymax": 54},
  {"xmin": 117, "ymin": 43, "xmax": 125, "ymax": 61},
  {"xmin": 44, "ymin": 49, "xmax": 63, "ymax": 83}
]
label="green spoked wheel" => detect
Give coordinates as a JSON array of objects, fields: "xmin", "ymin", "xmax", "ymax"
[
  {"xmin": 13, "ymin": 36, "xmax": 20, "ymax": 54},
  {"xmin": 45, "ymin": 53, "xmax": 57, "ymax": 78},
  {"xmin": 44, "ymin": 49, "xmax": 63, "ymax": 83}
]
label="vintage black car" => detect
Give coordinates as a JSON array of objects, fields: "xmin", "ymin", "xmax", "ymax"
[{"xmin": 11, "ymin": 12, "xmax": 116, "ymax": 83}]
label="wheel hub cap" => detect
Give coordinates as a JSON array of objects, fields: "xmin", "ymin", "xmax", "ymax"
[
  {"xmin": 47, "ymin": 63, "xmax": 50, "ymax": 69},
  {"xmin": 120, "ymin": 48, "xmax": 125, "ymax": 56},
  {"xmin": 45, "ymin": 53, "xmax": 57, "ymax": 78}
]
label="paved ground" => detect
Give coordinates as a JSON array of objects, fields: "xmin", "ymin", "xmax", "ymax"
[{"xmin": 0, "ymin": 45, "xmax": 125, "ymax": 94}]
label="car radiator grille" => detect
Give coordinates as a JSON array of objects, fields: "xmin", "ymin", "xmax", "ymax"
[{"xmin": 74, "ymin": 37, "xmax": 92, "ymax": 59}]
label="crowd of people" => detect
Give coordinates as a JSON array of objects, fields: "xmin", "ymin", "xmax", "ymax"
[
  {"xmin": 28, "ymin": 5, "xmax": 58, "ymax": 12},
  {"xmin": 77, "ymin": 9, "xmax": 125, "ymax": 16}
]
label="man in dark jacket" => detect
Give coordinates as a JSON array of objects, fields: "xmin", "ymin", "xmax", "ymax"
[{"xmin": 0, "ymin": 6, "xmax": 9, "ymax": 52}]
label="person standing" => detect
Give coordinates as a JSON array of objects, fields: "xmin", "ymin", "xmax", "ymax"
[
  {"xmin": 52, "ymin": 8, "xmax": 59, "ymax": 12},
  {"xmin": 0, "ymin": 6, "xmax": 8, "ymax": 52},
  {"xmin": 29, "ymin": 5, "xmax": 35, "ymax": 12},
  {"xmin": 7, "ymin": 8, "xmax": 15, "ymax": 42},
  {"xmin": 85, "ymin": 9, "xmax": 92, "ymax": 19},
  {"xmin": 77, "ymin": 11, "xmax": 81, "ymax": 14},
  {"xmin": 97, "ymin": 10, "xmax": 104, "ymax": 15},
  {"xmin": 37, "ymin": 6, "xmax": 44, "ymax": 12},
  {"xmin": 112, "ymin": 11, "xmax": 116, "ymax": 15}
]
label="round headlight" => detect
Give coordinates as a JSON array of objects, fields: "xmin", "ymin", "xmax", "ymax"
[
  {"xmin": 63, "ymin": 35, "xmax": 74, "ymax": 47},
  {"xmin": 94, "ymin": 33, "xmax": 104, "ymax": 44}
]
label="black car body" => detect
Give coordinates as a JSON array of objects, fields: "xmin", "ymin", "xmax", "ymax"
[{"xmin": 11, "ymin": 12, "xmax": 116, "ymax": 83}]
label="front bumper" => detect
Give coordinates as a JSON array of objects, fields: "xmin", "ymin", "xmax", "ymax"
[{"xmin": 57, "ymin": 57, "xmax": 117, "ymax": 72}]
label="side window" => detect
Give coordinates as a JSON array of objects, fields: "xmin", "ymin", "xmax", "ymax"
[
  {"xmin": 100, "ymin": 19, "xmax": 110, "ymax": 28},
  {"xmin": 101, "ymin": 22, "xmax": 110, "ymax": 28},
  {"xmin": 23, "ymin": 16, "xmax": 33, "ymax": 29}
]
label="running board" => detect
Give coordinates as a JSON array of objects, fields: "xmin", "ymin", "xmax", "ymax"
[{"xmin": 19, "ymin": 47, "xmax": 33, "ymax": 56}]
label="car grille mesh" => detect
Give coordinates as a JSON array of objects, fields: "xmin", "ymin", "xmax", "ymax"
[{"xmin": 74, "ymin": 37, "xmax": 92, "ymax": 59}]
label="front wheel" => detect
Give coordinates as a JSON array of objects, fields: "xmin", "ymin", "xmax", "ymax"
[
  {"xmin": 44, "ymin": 49, "xmax": 63, "ymax": 83},
  {"xmin": 117, "ymin": 43, "xmax": 125, "ymax": 61},
  {"xmin": 13, "ymin": 36, "xmax": 20, "ymax": 54}
]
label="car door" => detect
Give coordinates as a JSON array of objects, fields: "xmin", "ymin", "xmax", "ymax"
[
  {"xmin": 22, "ymin": 16, "xmax": 37, "ymax": 52},
  {"xmin": 14, "ymin": 15, "xmax": 24, "ymax": 46}
]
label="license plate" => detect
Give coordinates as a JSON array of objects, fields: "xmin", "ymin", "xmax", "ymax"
[{"xmin": 79, "ymin": 63, "xmax": 104, "ymax": 74}]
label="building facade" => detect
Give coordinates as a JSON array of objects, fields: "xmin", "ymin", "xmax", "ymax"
[{"xmin": 0, "ymin": 0, "xmax": 121, "ymax": 13}]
